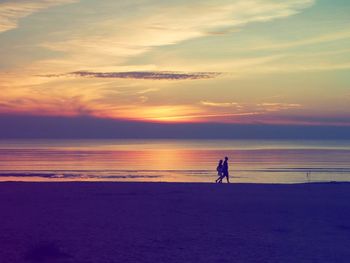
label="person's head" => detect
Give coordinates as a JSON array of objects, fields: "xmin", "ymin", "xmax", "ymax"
[
  {"xmin": 219, "ymin": 159, "xmax": 223, "ymax": 164},
  {"xmin": 225, "ymin": 156, "xmax": 228, "ymax": 161}
]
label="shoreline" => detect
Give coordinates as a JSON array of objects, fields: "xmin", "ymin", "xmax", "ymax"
[{"xmin": 0, "ymin": 180, "xmax": 349, "ymax": 185}]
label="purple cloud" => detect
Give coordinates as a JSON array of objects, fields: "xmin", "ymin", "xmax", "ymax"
[{"xmin": 44, "ymin": 71, "xmax": 221, "ymax": 80}]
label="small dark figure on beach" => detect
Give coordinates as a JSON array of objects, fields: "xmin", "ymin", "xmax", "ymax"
[
  {"xmin": 306, "ymin": 171, "xmax": 311, "ymax": 183},
  {"xmin": 215, "ymin": 160, "xmax": 223, "ymax": 183},
  {"xmin": 222, "ymin": 157, "xmax": 230, "ymax": 183},
  {"xmin": 216, "ymin": 157, "xmax": 230, "ymax": 183}
]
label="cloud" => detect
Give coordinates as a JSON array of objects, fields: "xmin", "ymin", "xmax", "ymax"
[
  {"xmin": 0, "ymin": 0, "xmax": 78, "ymax": 33},
  {"xmin": 148, "ymin": 111, "xmax": 262, "ymax": 122},
  {"xmin": 39, "ymin": 0, "xmax": 314, "ymax": 68},
  {"xmin": 251, "ymin": 62, "xmax": 350, "ymax": 74},
  {"xmin": 44, "ymin": 71, "xmax": 221, "ymax": 80},
  {"xmin": 258, "ymin": 102, "xmax": 302, "ymax": 112},
  {"xmin": 200, "ymin": 101, "xmax": 303, "ymax": 116},
  {"xmin": 249, "ymin": 30, "xmax": 350, "ymax": 51},
  {"xmin": 201, "ymin": 100, "xmax": 302, "ymax": 112},
  {"xmin": 0, "ymin": 95, "xmax": 94, "ymax": 117},
  {"xmin": 201, "ymin": 101, "xmax": 242, "ymax": 108},
  {"xmin": 254, "ymin": 114, "xmax": 350, "ymax": 126},
  {"xmin": 136, "ymin": 88, "xmax": 159, "ymax": 94}
]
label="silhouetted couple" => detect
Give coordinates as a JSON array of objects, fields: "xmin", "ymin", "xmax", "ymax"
[{"xmin": 216, "ymin": 157, "xmax": 230, "ymax": 183}]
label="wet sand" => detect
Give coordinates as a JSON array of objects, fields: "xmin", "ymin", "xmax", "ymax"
[{"xmin": 1, "ymin": 182, "xmax": 350, "ymax": 263}]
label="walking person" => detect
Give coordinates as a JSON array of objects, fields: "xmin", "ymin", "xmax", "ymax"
[
  {"xmin": 222, "ymin": 157, "xmax": 230, "ymax": 183},
  {"xmin": 215, "ymin": 159, "xmax": 223, "ymax": 183}
]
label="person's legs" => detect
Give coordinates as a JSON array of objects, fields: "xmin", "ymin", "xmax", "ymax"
[
  {"xmin": 218, "ymin": 175, "xmax": 223, "ymax": 183},
  {"xmin": 215, "ymin": 173, "xmax": 221, "ymax": 183},
  {"xmin": 222, "ymin": 172, "xmax": 229, "ymax": 183},
  {"xmin": 216, "ymin": 172, "xmax": 224, "ymax": 183}
]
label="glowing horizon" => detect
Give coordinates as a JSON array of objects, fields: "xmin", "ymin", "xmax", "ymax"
[{"xmin": 1, "ymin": 0, "xmax": 350, "ymax": 126}]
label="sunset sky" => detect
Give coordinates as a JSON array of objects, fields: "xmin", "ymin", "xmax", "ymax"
[{"xmin": 1, "ymin": 0, "xmax": 350, "ymax": 130}]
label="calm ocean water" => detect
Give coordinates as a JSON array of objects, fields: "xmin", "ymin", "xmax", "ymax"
[{"xmin": 0, "ymin": 139, "xmax": 350, "ymax": 183}]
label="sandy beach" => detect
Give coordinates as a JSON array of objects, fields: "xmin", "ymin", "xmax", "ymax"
[{"xmin": 1, "ymin": 182, "xmax": 350, "ymax": 263}]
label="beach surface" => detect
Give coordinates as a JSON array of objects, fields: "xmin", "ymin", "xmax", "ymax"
[{"xmin": 1, "ymin": 182, "xmax": 350, "ymax": 263}]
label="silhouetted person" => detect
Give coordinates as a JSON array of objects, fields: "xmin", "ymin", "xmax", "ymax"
[
  {"xmin": 222, "ymin": 157, "xmax": 230, "ymax": 183},
  {"xmin": 215, "ymin": 159, "xmax": 223, "ymax": 183}
]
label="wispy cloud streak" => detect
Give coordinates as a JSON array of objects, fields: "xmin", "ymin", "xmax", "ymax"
[
  {"xmin": 0, "ymin": 0, "xmax": 78, "ymax": 33},
  {"xmin": 44, "ymin": 71, "xmax": 221, "ymax": 80},
  {"xmin": 39, "ymin": 0, "xmax": 315, "ymax": 66},
  {"xmin": 249, "ymin": 30, "xmax": 350, "ymax": 51},
  {"xmin": 201, "ymin": 100, "xmax": 302, "ymax": 112}
]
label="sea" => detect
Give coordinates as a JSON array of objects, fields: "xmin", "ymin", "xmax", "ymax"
[{"xmin": 0, "ymin": 139, "xmax": 350, "ymax": 184}]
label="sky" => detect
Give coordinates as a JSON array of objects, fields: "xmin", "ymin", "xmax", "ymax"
[{"xmin": 0, "ymin": 0, "xmax": 350, "ymax": 137}]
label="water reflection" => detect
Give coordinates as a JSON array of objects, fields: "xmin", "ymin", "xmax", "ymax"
[{"xmin": 0, "ymin": 140, "xmax": 350, "ymax": 183}]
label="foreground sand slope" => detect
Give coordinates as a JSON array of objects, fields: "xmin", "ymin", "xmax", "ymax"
[{"xmin": 1, "ymin": 182, "xmax": 350, "ymax": 263}]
